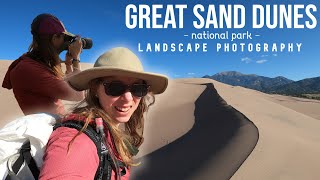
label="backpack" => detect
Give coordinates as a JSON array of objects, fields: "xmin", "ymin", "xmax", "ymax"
[{"xmin": 0, "ymin": 113, "xmax": 126, "ymax": 180}]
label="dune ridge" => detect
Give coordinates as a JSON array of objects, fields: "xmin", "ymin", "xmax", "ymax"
[
  {"xmin": 181, "ymin": 78, "xmax": 320, "ymax": 180},
  {"xmin": 132, "ymin": 81, "xmax": 259, "ymax": 180}
]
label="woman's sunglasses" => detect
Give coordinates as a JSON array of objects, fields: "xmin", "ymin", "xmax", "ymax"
[{"xmin": 103, "ymin": 82, "xmax": 150, "ymax": 97}]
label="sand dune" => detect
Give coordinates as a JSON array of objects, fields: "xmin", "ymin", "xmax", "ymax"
[
  {"xmin": 190, "ymin": 79, "xmax": 320, "ymax": 180},
  {"xmin": 1, "ymin": 60, "xmax": 320, "ymax": 179},
  {"xmin": 265, "ymin": 94, "xmax": 320, "ymax": 120},
  {"xmin": 132, "ymin": 80, "xmax": 258, "ymax": 180},
  {"xmin": 0, "ymin": 60, "xmax": 24, "ymax": 123}
]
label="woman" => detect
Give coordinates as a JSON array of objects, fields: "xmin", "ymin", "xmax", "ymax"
[
  {"xmin": 2, "ymin": 13, "xmax": 84, "ymax": 116},
  {"xmin": 39, "ymin": 47, "xmax": 168, "ymax": 179}
]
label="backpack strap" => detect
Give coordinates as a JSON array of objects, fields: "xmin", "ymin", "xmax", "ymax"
[
  {"xmin": 5, "ymin": 140, "xmax": 40, "ymax": 180},
  {"xmin": 54, "ymin": 120, "xmax": 127, "ymax": 180},
  {"xmin": 5, "ymin": 113, "xmax": 60, "ymax": 180}
]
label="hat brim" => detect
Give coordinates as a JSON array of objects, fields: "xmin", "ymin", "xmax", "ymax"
[
  {"xmin": 66, "ymin": 67, "xmax": 169, "ymax": 94},
  {"xmin": 63, "ymin": 31, "xmax": 76, "ymax": 37}
]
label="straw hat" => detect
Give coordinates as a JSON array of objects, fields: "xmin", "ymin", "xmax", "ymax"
[{"xmin": 67, "ymin": 47, "xmax": 168, "ymax": 94}]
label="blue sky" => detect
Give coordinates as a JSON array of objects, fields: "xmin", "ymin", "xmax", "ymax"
[{"xmin": 0, "ymin": 0, "xmax": 319, "ymax": 81}]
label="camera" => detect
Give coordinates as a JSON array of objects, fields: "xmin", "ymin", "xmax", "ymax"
[{"xmin": 63, "ymin": 36, "xmax": 93, "ymax": 50}]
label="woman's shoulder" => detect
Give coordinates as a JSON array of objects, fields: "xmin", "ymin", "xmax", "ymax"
[
  {"xmin": 41, "ymin": 126, "xmax": 99, "ymax": 179},
  {"xmin": 14, "ymin": 55, "xmax": 50, "ymax": 72},
  {"xmin": 10, "ymin": 55, "xmax": 58, "ymax": 87},
  {"xmin": 52, "ymin": 115, "xmax": 96, "ymax": 147},
  {"xmin": 48, "ymin": 126, "xmax": 98, "ymax": 153}
]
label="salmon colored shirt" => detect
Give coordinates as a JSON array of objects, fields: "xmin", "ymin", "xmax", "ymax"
[
  {"xmin": 3, "ymin": 55, "xmax": 83, "ymax": 115},
  {"xmin": 39, "ymin": 116, "xmax": 130, "ymax": 180}
]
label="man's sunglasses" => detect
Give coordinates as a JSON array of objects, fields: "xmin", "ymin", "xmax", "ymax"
[{"xmin": 103, "ymin": 82, "xmax": 150, "ymax": 97}]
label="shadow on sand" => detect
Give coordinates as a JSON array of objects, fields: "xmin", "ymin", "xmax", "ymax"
[{"xmin": 131, "ymin": 83, "xmax": 259, "ymax": 180}]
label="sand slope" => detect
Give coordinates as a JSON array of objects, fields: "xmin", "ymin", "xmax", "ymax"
[
  {"xmin": 1, "ymin": 60, "xmax": 320, "ymax": 179},
  {"xmin": 0, "ymin": 60, "xmax": 24, "ymax": 122},
  {"xmin": 132, "ymin": 80, "xmax": 258, "ymax": 180},
  {"xmin": 182, "ymin": 79, "xmax": 320, "ymax": 180}
]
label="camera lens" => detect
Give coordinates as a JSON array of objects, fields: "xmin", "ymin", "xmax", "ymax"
[
  {"xmin": 62, "ymin": 37, "xmax": 93, "ymax": 50},
  {"xmin": 81, "ymin": 38, "xmax": 93, "ymax": 49}
]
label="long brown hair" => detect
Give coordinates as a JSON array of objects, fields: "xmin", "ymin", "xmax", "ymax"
[
  {"xmin": 27, "ymin": 34, "xmax": 64, "ymax": 79},
  {"xmin": 68, "ymin": 78, "xmax": 155, "ymax": 166}
]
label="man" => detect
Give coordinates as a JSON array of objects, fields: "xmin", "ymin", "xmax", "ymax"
[{"xmin": 2, "ymin": 13, "xmax": 85, "ymax": 115}]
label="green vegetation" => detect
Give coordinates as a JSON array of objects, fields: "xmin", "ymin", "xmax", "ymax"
[{"xmin": 301, "ymin": 94, "xmax": 320, "ymax": 100}]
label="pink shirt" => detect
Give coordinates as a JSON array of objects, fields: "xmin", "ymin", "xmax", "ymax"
[{"xmin": 39, "ymin": 122, "xmax": 130, "ymax": 179}]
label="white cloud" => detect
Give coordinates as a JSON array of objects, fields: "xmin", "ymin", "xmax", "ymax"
[
  {"xmin": 273, "ymin": 54, "xmax": 278, "ymax": 57},
  {"xmin": 256, "ymin": 60, "xmax": 268, "ymax": 64},
  {"xmin": 261, "ymin": 55, "xmax": 269, "ymax": 57},
  {"xmin": 241, "ymin": 57, "xmax": 252, "ymax": 63},
  {"xmin": 187, "ymin": 72, "xmax": 195, "ymax": 75}
]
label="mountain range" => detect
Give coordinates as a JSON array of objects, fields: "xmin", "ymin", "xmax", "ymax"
[{"xmin": 203, "ymin": 71, "xmax": 320, "ymax": 99}]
